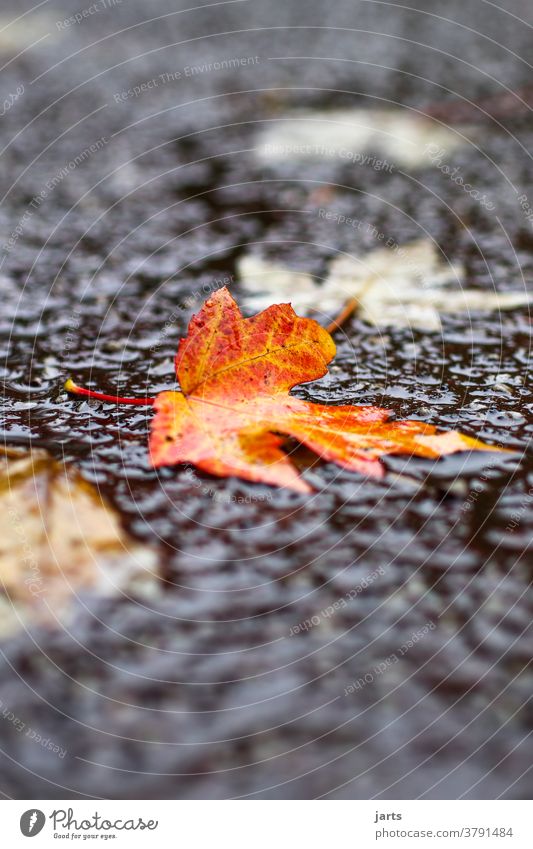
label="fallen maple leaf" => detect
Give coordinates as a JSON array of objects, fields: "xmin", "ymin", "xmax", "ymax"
[{"xmin": 66, "ymin": 287, "xmax": 505, "ymax": 493}]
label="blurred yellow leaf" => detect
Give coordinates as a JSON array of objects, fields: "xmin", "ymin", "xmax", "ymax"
[{"xmin": 0, "ymin": 447, "xmax": 157, "ymax": 637}]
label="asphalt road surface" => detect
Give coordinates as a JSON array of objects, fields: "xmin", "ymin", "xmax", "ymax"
[{"xmin": 0, "ymin": 0, "xmax": 532, "ymax": 799}]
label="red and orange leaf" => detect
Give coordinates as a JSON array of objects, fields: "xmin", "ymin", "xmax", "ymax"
[{"xmin": 148, "ymin": 287, "xmax": 502, "ymax": 492}]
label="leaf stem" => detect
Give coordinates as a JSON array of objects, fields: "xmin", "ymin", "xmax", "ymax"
[
  {"xmin": 326, "ymin": 297, "xmax": 358, "ymax": 334},
  {"xmin": 64, "ymin": 379, "xmax": 154, "ymax": 406},
  {"xmin": 424, "ymin": 85, "xmax": 533, "ymax": 123}
]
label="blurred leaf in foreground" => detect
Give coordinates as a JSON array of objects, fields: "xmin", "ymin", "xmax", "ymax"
[{"xmin": 0, "ymin": 447, "xmax": 157, "ymax": 638}]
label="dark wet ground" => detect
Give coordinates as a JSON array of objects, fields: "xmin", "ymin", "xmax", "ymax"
[{"xmin": 0, "ymin": 0, "xmax": 532, "ymax": 799}]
